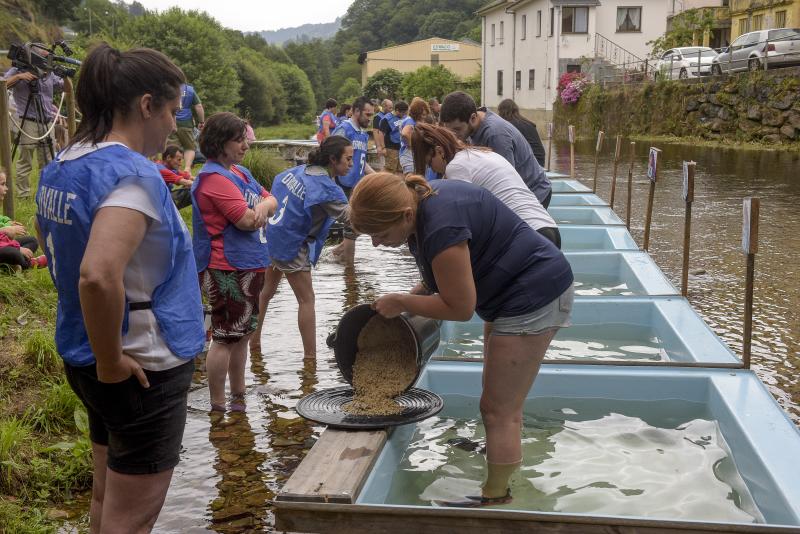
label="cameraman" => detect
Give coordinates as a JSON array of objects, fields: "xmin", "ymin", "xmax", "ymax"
[{"xmin": 3, "ymin": 66, "xmax": 64, "ymax": 199}]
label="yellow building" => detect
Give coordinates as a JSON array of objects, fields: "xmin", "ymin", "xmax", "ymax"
[
  {"xmin": 730, "ymin": 0, "xmax": 800, "ymax": 40},
  {"xmin": 360, "ymin": 37, "xmax": 482, "ymax": 85}
]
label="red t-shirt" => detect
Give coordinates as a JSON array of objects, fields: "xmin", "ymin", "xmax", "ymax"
[
  {"xmin": 194, "ymin": 166, "xmax": 270, "ymax": 271},
  {"xmin": 157, "ymin": 161, "xmax": 191, "ymax": 185}
]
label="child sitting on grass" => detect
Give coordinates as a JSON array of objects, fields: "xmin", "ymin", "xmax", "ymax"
[
  {"xmin": 156, "ymin": 145, "xmax": 194, "ymax": 209},
  {"xmin": 0, "ymin": 171, "xmax": 46, "ymax": 270}
]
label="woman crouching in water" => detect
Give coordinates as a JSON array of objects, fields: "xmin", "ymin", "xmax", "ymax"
[
  {"xmin": 251, "ymin": 135, "xmax": 353, "ymax": 359},
  {"xmin": 349, "ymin": 173, "xmax": 574, "ymax": 507}
]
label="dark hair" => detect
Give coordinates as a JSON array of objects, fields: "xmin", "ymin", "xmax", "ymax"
[
  {"xmin": 440, "ymin": 91, "xmax": 477, "ymax": 123},
  {"xmin": 199, "ymin": 112, "xmax": 247, "ymax": 160},
  {"xmin": 325, "ymin": 98, "xmax": 338, "ymax": 110},
  {"xmin": 497, "ymin": 99, "xmax": 523, "ymax": 122},
  {"xmin": 352, "ymin": 96, "xmax": 372, "ymax": 113},
  {"xmin": 308, "ymin": 135, "xmax": 352, "ymax": 167},
  {"xmin": 162, "ymin": 145, "xmax": 183, "ymax": 160},
  {"xmin": 337, "ymin": 104, "xmax": 351, "ymax": 117},
  {"xmin": 71, "ymin": 43, "xmax": 185, "ymax": 146},
  {"xmin": 411, "ymin": 123, "xmax": 465, "ymax": 175},
  {"xmin": 395, "ymin": 100, "xmax": 409, "ymax": 113},
  {"xmin": 428, "ymin": 97, "xmax": 439, "ymax": 106}
]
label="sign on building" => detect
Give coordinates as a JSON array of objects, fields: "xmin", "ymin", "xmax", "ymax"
[{"xmin": 431, "ymin": 43, "xmax": 460, "ymax": 52}]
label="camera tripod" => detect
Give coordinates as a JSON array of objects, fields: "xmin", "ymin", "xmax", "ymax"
[{"xmin": 11, "ymin": 78, "xmax": 57, "ymax": 163}]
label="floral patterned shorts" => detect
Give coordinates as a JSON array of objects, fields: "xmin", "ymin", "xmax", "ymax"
[{"xmin": 201, "ymin": 268, "xmax": 265, "ymax": 344}]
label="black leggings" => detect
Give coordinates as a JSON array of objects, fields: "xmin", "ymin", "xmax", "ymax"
[
  {"xmin": 0, "ymin": 235, "xmax": 39, "ymax": 268},
  {"xmin": 537, "ymin": 227, "xmax": 562, "ymax": 249}
]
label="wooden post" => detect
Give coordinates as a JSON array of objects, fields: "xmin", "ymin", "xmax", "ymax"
[
  {"xmin": 625, "ymin": 141, "xmax": 635, "ymax": 229},
  {"xmin": 642, "ymin": 147, "xmax": 661, "ymax": 251},
  {"xmin": 568, "ymin": 124, "xmax": 575, "ymax": 178},
  {"xmin": 0, "ymin": 80, "xmax": 15, "ymax": 218},
  {"xmin": 609, "ymin": 135, "xmax": 622, "ymax": 209},
  {"xmin": 592, "ymin": 130, "xmax": 604, "ymax": 193},
  {"xmin": 681, "ymin": 161, "xmax": 696, "ymax": 297},
  {"xmin": 742, "ymin": 197, "xmax": 759, "ymax": 369},
  {"xmin": 64, "ymin": 78, "xmax": 77, "ymax": 139},
  {"xmin": 546, "ymin": 122, "xmax": 553, "ymax": 171}
]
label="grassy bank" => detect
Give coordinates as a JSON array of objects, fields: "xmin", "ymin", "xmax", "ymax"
[
  {"xmin": 254, "ymin": 121, "xmax": 316, "ymax": 141},
  {"xmin": 0, "ymin": 194, "xmax": 92, "ymax": 532}
]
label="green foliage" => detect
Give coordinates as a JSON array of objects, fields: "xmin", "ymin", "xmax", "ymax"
[
  {"xmin": 0, "ymin": 500, "xmax": 55, "ymax": 534},
  {"xmin": 255, "ymin": 122, "xmax": 317, "ymax": 140},
  {"xmin": 242, "ymin": 149, "xmax": 290, "ymax": 191},
  {"xmin": 284, "ymin": 39, "xmax": 337, "ymax": 108},
  {"xmin": 648, "ymin": 8, "xmax": 717, "ymax": 56},
  {"xmin": 364, "ymin": 68, "xmax": 405, "ymax": 101},
  {"xmin": 0, "ymin": 417, "xmax": 32, "ymax": 490},
  {"xmin": 69, "ymin": 0, "xmax": 129, "ymax": 36},
  {"xmin": 236, "ymin": 48, "xmax": 287, "ymax": 125},
  {"xmin": 119, "ymin": 7, "xmax": 242, "ymax": 113},
  {"xmin": 272, "ymin": 62, "xmax": 317, "ymax": 122},
  {"xmin": 418, "ymin": 11, "xmax": 463, "ymax": 40},
  {"xmin": 458, "ymin": 70, "xmax": 482, "ymax": 106},
  {"xmin": 25, "ymin": 378, "xmax": 82, "ymax": 433},
  {"xmin": 24, "ymin": 329, "xmax": 60, "ymax": 373},
  {"xmin": 400, "ymin": 65, "xmax": 458, "ymax": 101},
  {"xmin": 337, "ymin": 77, "xmax": 363, "ymax": 104},
  {"xmin": 330, "ymin": 54, "xmax": 363, "ymax": 101}
]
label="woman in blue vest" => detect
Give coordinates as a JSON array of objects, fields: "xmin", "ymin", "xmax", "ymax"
[
  {"xmin": 349, "ymin": 173, "xmax": 574, "ymax": 508},
  {"xmin": 192, "ymin": 112, "xmax": 277, "ymax": 413},
  {"xmin": 251, "ymin": 136, "xmax": 352, "ymax": 359},
  {"xmin": 35, "ymin": 44, "xmax": 206, "ymax": 532},
  {"xmin": 399, "ymin": 97, "xmax": 440, "ymax": 180},
  {"xmin": 316, "ymin": 98, "xmax": 337, "ymax": 143}
]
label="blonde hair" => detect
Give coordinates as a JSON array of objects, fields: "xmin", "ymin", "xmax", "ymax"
[
  {"xmin": 350, "ymin": 172, "xmax": 434, "ymax": 235},
  {"xmin": 408, "ymin": 97, "xmax": 431, "ymax": 122}
]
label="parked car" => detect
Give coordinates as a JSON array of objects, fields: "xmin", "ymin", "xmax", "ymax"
[
  {"xmin": 712, "ymin": 28, "xmax": 800, "ymax": 74},
  {"xmin": 654, "ymin": 47, "xmax": 718, "ymax": 80}
]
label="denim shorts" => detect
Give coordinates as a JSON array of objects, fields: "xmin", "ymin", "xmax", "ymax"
[
  {"xmin": 64, "ymin": 360, "xmax": 195, "ymax": 474},
  {"xmin": 492, "ymin": 284, "xmax": 574, "ymax": 336}
]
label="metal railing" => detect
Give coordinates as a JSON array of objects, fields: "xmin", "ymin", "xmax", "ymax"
[{"xmin": 594, "ymin": 33, "xmax": 645, "ymax": 67}]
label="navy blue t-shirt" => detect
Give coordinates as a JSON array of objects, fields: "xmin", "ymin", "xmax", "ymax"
[{"xmin": 408, "ymin": 180, "xmax": 573, "ymax": 322}]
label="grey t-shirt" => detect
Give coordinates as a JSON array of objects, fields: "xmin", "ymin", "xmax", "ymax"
[{"xmin": 470, "ymin": 109, "xmax": 551, "ymax": 204}]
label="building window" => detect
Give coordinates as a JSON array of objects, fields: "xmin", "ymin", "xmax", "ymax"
[
  {"xmin": 528, "ymin": 69, "xmax": 535, "ymax": 90},
  {"xmin": 537, "ymin": 10, "xmax": 542, "ymax": 37},
  {"xmin": 738, "ymin": 18, "xmax": 749, "ymax": 35},
  {"xmin": 547, "ymin": 67, "xmax": 552, "ymax": 89},
  {"xmin": 562, "ymin": 7, "xmax": 589, "ymax": 34},
  {"xmin": 775, "ymin": 10, "xmax": 787, "ymax": 27},
  {"xmin": 515, "ymin": 70, "xmax": 521, "ymax": 90},
  {"xmin": 616, "ymin": 7, "xmax": 642, "ymax": 32},
  {"xmin": 430, "ymin": 54, "xmax": 439, "ymax": 67},
  {"xmin": 566, "ymin": 64, "xmax": 582, "ymax": 73},
  {"xmin": 491, "ymin": 23, "xmax": 496, "ymax": 45},
  {"xmin": 497, "ymin": 70, "xmax": 504, "ymax": 96},
  {"xmin": 549, "ymin": 8, "xmax": 555, "ymax": 36},
  {"xmin": 521, "ymin": 14, "xmax": 527, "ymax": 40},
  {"xmin": 499, "ymin": 20, "xmax": 504, "ymax": 44},
  {"xmin": 752, "ymin": 14, "xmax": 763, "ymax": 30}
]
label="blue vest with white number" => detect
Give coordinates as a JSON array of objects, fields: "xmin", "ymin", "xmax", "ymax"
[
  {"xmin": 332, "ymin": 119, "xmax": 369, "ymax": 189},
  {"xmin": 388, "ymin": 113, "xmax": 404, "ymax": 145},
  {"xmin": 400, "ymin": 116, "xmax": 416, "ymax": 154},
  {"xmin": 267, "ymin": 165, "xmax": 347, "ymax": 265},
  {"xmin": 191, "ymin": 161, "xmax": 269, "ymax": 271},
  {"xmin": 36, "ymin": 144, "xmax": 205, "ymax": 366}
]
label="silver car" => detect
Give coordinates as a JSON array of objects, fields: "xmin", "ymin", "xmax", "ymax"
[
  {"xmin": 654, "ymin": 47, "xmax": 717, "ymax": 80},
  {"xmin": 712, "ymin": 28, "xmax": 800, "ymax": 73}
]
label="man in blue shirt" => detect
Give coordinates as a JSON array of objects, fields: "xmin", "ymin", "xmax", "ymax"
[
  {"xmin": 440, "ymin": 91, "xmax": 552, "ymax": 207},
  {"xmin": 372, "ymin": 99, "xmax": 393, "ymax": 170},
  {"xmin": 171, "ymin": 83, "xmax": 205, "ymax": 174},
  {"xmin": 330, "ymin": 96, "xmax": 375, "ymax": 264},
  {"xmin": 2, "ymin": 67, "xmax": 63, "ymax": 198}
]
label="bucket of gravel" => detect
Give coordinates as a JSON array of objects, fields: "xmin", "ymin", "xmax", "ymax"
[{"xmin": 295, "ymin": 304, "xmax": 442, "ymax": 429}]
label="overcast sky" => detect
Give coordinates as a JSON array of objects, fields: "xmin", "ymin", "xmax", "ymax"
[{"xmin": 134, "ymin": 0, "xmax": 355, "ymax": 32}]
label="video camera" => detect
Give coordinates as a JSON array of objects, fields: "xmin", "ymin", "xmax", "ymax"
[{"xmin": 7, "ymin": 40, "xmax": 81, "ymax": 79}]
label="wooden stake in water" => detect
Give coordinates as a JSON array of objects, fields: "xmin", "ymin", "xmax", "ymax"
[
  {"xmin": 65, "ymin": 78, "xmax": 77, "ymax": 139},
  {"xmin": 592, "ymin": 130, "xmax": 604, "ymax": 193},
  {"xmin": 546, "ymin": 122, "xmax": 553, "ymax": 171},
  {"xmin": 681, "ymin": 161, "xmax": 696, "ymax": 297},
  {"xmin": 568, "ymin": 124, "xmax": 576, "ymax": 178},
  {"xmin": 626, "ymin": 141, "xmax": 635, "ymax": 229},
  {"xmin": 0, "ymin": 80, "xmax": 15, "ymax": 218},
  {"xmin": 642, "ymin": 147, "xmax": 661, "ymax": 251},
  {"xmin": 610, "ymin": 135, "xmax": 622, "ymax": 209},
  {"xmin": 742, "ymin": 197, "xmax": 759, "ymax": 369}
]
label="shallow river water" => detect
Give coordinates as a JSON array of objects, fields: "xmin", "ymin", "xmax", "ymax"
[{"xmin": 64, "ymin": 140, "xmax": 799, "ymax": 532}]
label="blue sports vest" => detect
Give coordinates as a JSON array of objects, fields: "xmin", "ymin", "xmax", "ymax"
[
  {"xmin": 176, "ymin": 84, "xmax": 197, "ymax": 123},
  {"xmin": 332, "ymin": 120, "xmax": 369, "ymax": 189},
  {"xmin": 399, "ymin": 116, "xmax": 416, "ymax": 154},
  {"xmin": 267, "ymin": 165, "xmax": 347, "ymax": 265},
  {"xmin": 317, "ymin": 110, "xmax": 337, "ymax": 136},
  {"xmin": 388, "ymin": 113, "xmax": 404, "ymax": 145},
  {"xmin": 36, "ymin": 144, "xmax": 205, "ymax": 366},
  {"xmin": 191, "ymin": 161, "xmax": 270, "ymax": 271}
]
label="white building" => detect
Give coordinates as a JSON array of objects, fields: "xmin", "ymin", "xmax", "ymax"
[{"xmin": 478, "ymin": 0, "xmax": 670, "ymax": 125}]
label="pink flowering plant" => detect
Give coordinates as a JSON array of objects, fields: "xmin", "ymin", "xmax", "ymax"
[{"xmin": 557, "ymin": 72, "xmax": 590, "ymax": 105}]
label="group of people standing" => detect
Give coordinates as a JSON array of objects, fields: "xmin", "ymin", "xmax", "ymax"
[{"xmin": 30, "ymin": 38, "xmax": 576, "ymax": 531}]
